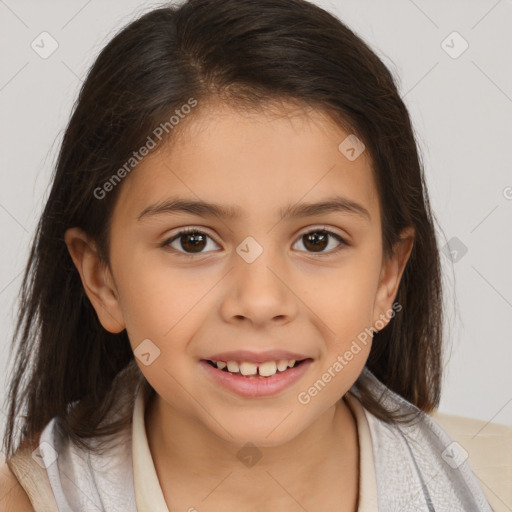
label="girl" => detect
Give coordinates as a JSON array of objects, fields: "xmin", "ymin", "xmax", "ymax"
[{"xmin": 1, "ymin": 0, "xmax": 508, "ymax": 510}]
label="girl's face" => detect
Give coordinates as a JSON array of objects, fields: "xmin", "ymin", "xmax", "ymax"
[{"xmin": 66, "ymin": 101, "xmax": 413, "ymax": 448}]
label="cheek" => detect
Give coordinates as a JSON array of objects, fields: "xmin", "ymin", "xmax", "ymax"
[
  {"xmin": 111, "ymin": 258, "xmax": 178, "ymax": 348},
  {"xmin": 116, "ymin": 262, "xmax": 203, "ymax": 399},
  {"xmin": 113, "ymin": 244, "xmax": 192, "ymax": 324},
  {"xmin": 113, "ymin": 254, "xmax": 217, "ymax": 375},
  {"xmin": 313, "ymin": 256, "xmax": 381, "ymax": 334},
  {"xmin": 304, "ymin": 249, "xmax": 381, "ymax": 378}
]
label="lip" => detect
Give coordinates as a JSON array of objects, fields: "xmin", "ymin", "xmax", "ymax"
[
  {"xmin": 199, "ymin": 358, "xmax": 313, "ymax": 397},
  {"xmin": 204, "ymin": 349, "xmax": 311, "ymax": 364}
]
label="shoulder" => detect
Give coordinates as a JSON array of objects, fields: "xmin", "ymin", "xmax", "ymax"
[
  {"xmin": 0, "ymin": 456, "xmax": 34, "ymax": 512},
  {"xmin": 430, "ymin": 411, "xmax": 512, "ymax": 458},
  {"xmin": 429, "ymin": 410, "xmax": 512, "ymax": 511}
]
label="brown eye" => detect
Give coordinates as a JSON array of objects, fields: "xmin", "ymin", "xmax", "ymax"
[
  {"xmin": 179, "ymin": 232, "xmax": 207, "ymax": 253},
  {"xmin": 294, "ymin": 229, "xmax": 346, "ymax": 255},
  {"xmin": 163, "ymin": 229, "xmax": 220, "ymax": 256},
  {"xmin": 162, "ymin": 227, "xmax": 347, "ymax": 259},
  {"xmin": 303, "ymin": 231, "xmax": 329, "ymax": 252}
]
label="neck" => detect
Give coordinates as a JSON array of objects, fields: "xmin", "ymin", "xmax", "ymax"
[{"xmin": 144, "ymin": 391, "xmax": 360, "ymax": 510}]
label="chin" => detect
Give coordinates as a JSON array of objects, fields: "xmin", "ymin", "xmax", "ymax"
[{"xmin": 208, "ymin": 416, "xmax": 306, "ymax": 449}]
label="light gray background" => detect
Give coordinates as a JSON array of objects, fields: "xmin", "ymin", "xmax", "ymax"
[{"xmin": 1, "ymin": 0, "xmax": 511, "ymax": 445}]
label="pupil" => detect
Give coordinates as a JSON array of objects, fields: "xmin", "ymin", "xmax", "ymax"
[
  {"xmin": 182, "ymin": 232, "xmax": 206, "ymax": 252},
  {"xmin": 304, "ymin": 231, "xmax": 328, "ymax": 252}
]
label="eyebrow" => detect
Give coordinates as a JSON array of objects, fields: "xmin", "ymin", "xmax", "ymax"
[{"xmin": 137, "ymin": 195, "xmax": 371, "ymax": 222}]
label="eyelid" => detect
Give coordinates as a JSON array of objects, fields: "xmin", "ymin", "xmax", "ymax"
[
  {"xmin": 163, "ymin": 224, "xmax": 348, "ymax": 241},
  {"xmin": 162, "ymin": 225, "xmax": 219, "ymax": 244},
  {"xmin": 297, "ymin": 224, "xmax": 348, "ymax": 240},
  {"xmin": 161, "ymin": 224, "xmax": 350, "ymax": 257},
  {"xmin": 160, "ymin": 226, "xmax": 221, "ymax": 258},
  {"xmin": 294, "ymin": 226, "xmax": 349, "ymax": 256}
]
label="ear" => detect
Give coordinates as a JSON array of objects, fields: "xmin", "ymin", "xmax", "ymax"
[
  {"xmin": 64, "ymin": 227, "xmax": 125, "ymax": 333},
  {"xmin": 372, "ymin": 226, "xmax": 414, "ymax": 328}
]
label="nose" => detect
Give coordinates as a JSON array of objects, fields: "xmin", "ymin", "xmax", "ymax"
[{"xmin": 219, "ymin": 244, "xmax": 298, "ymax": 327}]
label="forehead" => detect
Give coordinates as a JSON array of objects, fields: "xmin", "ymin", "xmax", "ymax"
[{"xmin": 111, "ymin": 101, "xmax": 380, "ymax": 226}]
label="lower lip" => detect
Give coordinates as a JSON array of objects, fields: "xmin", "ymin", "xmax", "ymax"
[{"xmin": 199, "ymin": 359, "xmax": 313, "ymax": 398}]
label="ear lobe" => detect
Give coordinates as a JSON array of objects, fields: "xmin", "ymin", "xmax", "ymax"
[
  {"xmin": 373, "ymin": 226, "xmax": 415, "ymax": 326},
  {"xmin": 64, "ymin": 227, "xmax": 125, "ymax": 333}
]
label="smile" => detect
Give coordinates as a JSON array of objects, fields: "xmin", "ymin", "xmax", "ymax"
[
  {"xmin": 199, "ymin": 358, "xmax": 313, "ymax": 397},
  {"xmin": 207, "ymin": 359, "xmax": 304, "ymax": 378}
]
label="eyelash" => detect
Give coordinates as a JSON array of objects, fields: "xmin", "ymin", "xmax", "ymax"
[{"xmin": 161, "ymin": 226, "xmax": 348, "ymax": 259}]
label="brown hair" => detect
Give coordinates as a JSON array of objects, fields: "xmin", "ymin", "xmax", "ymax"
[{"xmin": 2, "ymin": 0, "xmax": 444, "ymax": 459}]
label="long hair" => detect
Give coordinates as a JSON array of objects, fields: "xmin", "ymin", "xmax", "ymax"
[{"xmin": 2, "ymin": 0, "xmax": 443, "ymax": 459}]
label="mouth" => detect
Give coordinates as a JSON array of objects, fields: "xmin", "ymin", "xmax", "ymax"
[
  {"xmin": 199, "ymin": 357, "xmax": 314, "ymax": 397},
  {"xmin": 203, "ymin": 358, "xmax": 309, "ymax": 378}
]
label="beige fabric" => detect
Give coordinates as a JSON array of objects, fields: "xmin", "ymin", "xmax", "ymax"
[
  {"xmin": 6, "ymin": 443, "xmax": 59, "ymax": 512},
  {"xmin": 429, "ymin": 409, "xmax": 512, "ymax": 512},
  {"xmin": 132, "ymin": 384, "xmax": 379, "ymax": 511},
  {"xmin": 132, "ymin": 382, "xmax": 170, "ymax": 511},
  {"xmin": 345, "ymin": 392, "xmax": 379, "ymax": 510}
]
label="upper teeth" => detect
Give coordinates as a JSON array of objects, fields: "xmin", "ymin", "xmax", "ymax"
[{"xmin": 214, "ymin": 359, "xmax": 297, "ymax": 377}]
